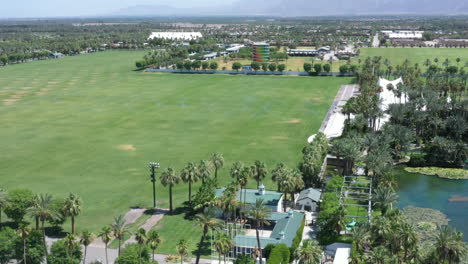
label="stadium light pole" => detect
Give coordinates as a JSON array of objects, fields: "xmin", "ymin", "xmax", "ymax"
[{"xmin": 149, "ymin": 162, "xmax": 160, "ymax": 209}]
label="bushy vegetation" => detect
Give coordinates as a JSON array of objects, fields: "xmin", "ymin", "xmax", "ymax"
[
  {"xmin": 266, "ymin": 244, "xmax": 290, "ymax": 264},
  {"xmin": 405, "ymin": 167, "xmax": 468, "ymax": 180}
]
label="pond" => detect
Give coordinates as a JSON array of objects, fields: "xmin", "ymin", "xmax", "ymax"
[{"xmin": 396, "ymin": 168, "xmax": 468, "ymax": 242}]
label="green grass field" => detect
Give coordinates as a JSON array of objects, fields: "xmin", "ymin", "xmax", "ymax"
[
  {"xmin": 357, "ymin": 48, "xmax": 468, "ymax": 68},
  {"xmin": 0, "ymin": 50, "xmax": 351, "ymax": 237}
]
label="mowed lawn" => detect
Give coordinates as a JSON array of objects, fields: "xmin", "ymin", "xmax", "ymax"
[
  {"xmin": 357, "ymin": 48, "xmax": 468, "ymax": 68},
  {"xmin": 0, "ymin": 50, "xmax": 351, "ymax": 233}
]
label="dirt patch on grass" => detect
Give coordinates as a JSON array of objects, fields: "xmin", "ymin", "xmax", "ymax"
[
  {"xmin": 285, "ymin": 119, "xmax": 301, "ymax": 124},
  {"xmin": 448, "ymin": 195, "xmax": 468, "ymax": 202},
  {"xmin": 311, "ymin": 97, "xmax": 323, "ymax": 101},
  {"xmin": 117, "ymin": 144, "xmax": 136, "ymax": 151},
  {"xmin": 3, "ymin": 99, "xmax": 18, "ymax": 105},
  {"xmin": 271, "ymin": 136, "xmax": 289, "ymax": 140}
]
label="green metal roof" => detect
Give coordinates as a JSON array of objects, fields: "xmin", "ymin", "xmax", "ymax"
[
  {"xmin": 234, "ymin": 211, "xmax": 304, "ymax": 248},
  {"xmin": 215, "ymin": 188, "xmax": 283, "ymax": 206}
]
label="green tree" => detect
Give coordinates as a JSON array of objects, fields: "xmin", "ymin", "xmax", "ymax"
[
  {"xmin": 245, "ymin": 199, "xmax": 271, "ymax": 264},
  {"xmin": 176, "ymin": 239, "xmax": 189, "ymax": 264},
  {"xmin": 176, "ymin": 62, "xmax": 184, "ymax": 70},
  {"xmin": 303, "ymin": 63, "xmax": 312, "ymax": 73},
  {"xmin": 251, "ymin": 62, "xmax": 260, "ymax": 72},
  {"xmin": 181, "ymin": 162, "xmax": 199, "ymax": 205},
  {"xmin": 252, "ymin": 161, "xmax": 268, "ymax": 188},
  {"xmin": 232, "ymin": 62, "xmax": 242, "ymax": 71},
  {"xmin": 17, "ymin": 224, "xmax": 31, "ymax": 264},
  {"xmin": 431, "ymin": 226, "xmax": 467, "ymax": 264},
  {"xmin": 313, "ymin": 64, "xmax": 322, "ymax": 74},
  {"xmin": 4, "ymin": 189, "xmax": 34, "ymax": 224},
  {"xmin": 160, "ymin": 167, "xmax": 180, "ymax": 214},
  {"xmin": 268, "ymin": 64, "xmax": 277, "ymax": 72},
  {"xmin": 184, "ymin": 61, "xmax": 192, "ymax": 70},
  {"xmin": 277, "ymin": 64, "xmax": 286, "ymax": 72},
  {"xmin": 98, "ymin": 226, "xmax": 113, "ymax": 264},
  {"xmin": 194, "ymin": 208, "xmax": 223, "ymax": 264},
  {"xmin": 202, "ymin": 61, "xmax": 209, "ymax": 70},
  {"xmin": 49, "ymin": 238, "xmax": 82, "ymax": 264},
  {"xmin": 146, "ymin": 230, "xmax": 161, "ymax": 262},
  {"xmin": 323, "ymin": 64, "xmax": 331, "ymax": 73},
  {"xmin": 0, "ymin": 188, "xmax": 7, "ymax": 225},
  {"xmin": 14, "ymin": 229, "xmax": 45, "ymax": 264},
  {"xmin": 115, "ymin": 243, "xmax": 151, "ymax": 264},
  {"xmin": 210, "ymin": 153, "xmax": 224, "ymax": 179},
  {"xmin": 210, "ymin": 62, "xmax": 218, "ymax": 70},
  {"xmin": 372, "ymin": 187, "xmax": 398, "ymax": 215},
  {"xmin": 197, "ymin": 160, "xmax": 212, "ymax": 184},
  {"xmin": 213, "ymin": 233, "xmax": 234, "ymax": 264},
  {"xmin": 295, "ymin": 240, "xmax": 322, "ymax": 264},
  {"xmin": 192, "ymin": 60, "xmax": 202, "ymax": 70},
  {"xmin": 80, "ymin": 231, "xmax": 94, "ymax": 264},
  {"xmin": 135, "ymin": 228, "xmax": 147, "ymax": 264},
  {"xmin": 339, "ymin": 65, "xmax": 350, "ymax": 74},
  {"xmin": 0, "ymin": 227, "xmax": 17, "ymax": 264},
  {"xmin": 27, "ymin": 193, "xmax": 57, "ymax": 264},
  {"xmin": 111, "ymin": 215, "xmax": 129, "ymax": 257},
  {"xmin": 234, "ymin": 254, "xmax": 254, "ymax": 264},
  {"xmin": 63, "ymin": 193, "xmax": 82, "ymax": 235}
]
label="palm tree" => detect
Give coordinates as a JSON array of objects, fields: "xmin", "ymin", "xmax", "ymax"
[
  {"xmin": 176, "ymin": 239, "xmax": 189, "ymax": 264},
  {"xmin": 30, "ymin": 195, "xmax": 40, "ymax": 230},
  {"xmin": 160, "ymin": 167, "xmax": 181, "ymax": 214},
  {"xmin": 135, "ymin": 228, "xmax": 147, "ymax": 264},
  {"xmin": 213, "ymin": 233, "xmax": 234, "ymax": 264},
  {"xmin": 17, "ymin": 224, "xmax": 31, "ymax": 264},
  {"xmin": 194, "ymin": 208, "xmax": 223, "ymax": 264},
  {"xmin": 295, "ymin": 239, "xmax": 323, "ymax": 264},
  {"xmin": 98, "ymin": 226, "xmax": 113, "ymax": 264},
  {"xmin": 197, "ymin": 160, "xmax": 212, "ymax": 184},
  {"xmin": 245, "ymin": 199, "xmax": 271, "ymax": 264},
  {"xmin": 351, "ymin": 224, "xmax": 370, "ymax": 255},
  {"xmin": 63, "ymin": 193, "xmax": 82, "ymax": 234},
  {"xmin": 367, "ymin": 246, "xmax": 390, "ymax": 264},
  {"xmin": 111, "ymin": 214, "xmax": 128, "ymax": 257},
  {"xmin": 433, "ymin": 226, "xmax": 467, "ymax": 263},
  {"xmin": 80, "ymin": 230, "xmax": 94, "ymax": 264},
  {"xmin": 252, "ymin": 161, "xmax": 268, "ymax": 188},
  {"xmin": 27, "ymin": 193, "xmax": 57, "ymax": 264},
  {"xmin": 211, "ymin": 153, "xmax": 224, "ymax": 179},
  {"xmin": 181, "ymin": 162, "xmax": 199, "ymax": 205},
  {"xmin": 271, "ymin": 163, "xmax": 287, "ymax": 192},
  {"xmin": 147, "ymin": 230, "xmax": 161, "ymax": 262},
  {"xmin": 372, "ymin": 187, "xmax": 398, "ymax": 215},
  {"xmin": 0, "ymin": 188, "xmax": 7, "ymax": 226},
  {"xmin": 64, "ymin": 233, "xmax": 78, "ymax": 263}
]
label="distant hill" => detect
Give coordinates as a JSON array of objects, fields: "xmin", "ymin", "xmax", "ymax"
[{"xmin": 112, "ymin": 0, "xmax": 468, "ymax": 17}]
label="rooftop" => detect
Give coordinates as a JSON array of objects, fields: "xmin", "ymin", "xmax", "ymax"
[
  {"xmin": 297, "ymin": 188, "xmax": 322, "ymax": 202},
  {"xmin": 234, "ymin": 210, "xmax": 304, "ymax": 248},
  {"xmin": 215, "ymin": 188, "xmax": 283, "ymax": 206}
]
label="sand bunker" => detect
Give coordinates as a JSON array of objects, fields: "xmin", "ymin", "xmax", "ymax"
[{"xmin": 117, "ymin": 144, "xmax": 136, "ymax": 151}]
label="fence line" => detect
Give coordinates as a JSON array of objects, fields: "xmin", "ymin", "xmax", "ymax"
[{"xmin": 145, "ymin": 68, "xmax": 356, "ymax": 77}]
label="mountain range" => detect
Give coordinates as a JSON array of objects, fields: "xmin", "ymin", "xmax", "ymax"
[{"xmin": 112, "ymin": 0, "xmax": 468, "ymax": 17}]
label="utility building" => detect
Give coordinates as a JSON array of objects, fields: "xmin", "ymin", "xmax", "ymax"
[{"xmin": 252, "ymin": 42, "xmax": 270, "ymax": 63}]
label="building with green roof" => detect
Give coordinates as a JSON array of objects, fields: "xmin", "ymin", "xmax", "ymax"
[{"xmin": 215, "ymin": 184, "xmax": 284, "ymax": 212}]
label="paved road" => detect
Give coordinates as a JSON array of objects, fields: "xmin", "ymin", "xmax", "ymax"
[{"xmin": 372, "ymin": 33, "xmax": 380, "ymax": 48}]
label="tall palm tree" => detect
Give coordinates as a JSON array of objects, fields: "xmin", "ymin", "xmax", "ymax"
[
  {"xmin": 245, "ymin": 199, "xmax": 271, "ymax": 264},
  {"xmin": 433, "ymin": 226, "xmax": 467, "ymax": 263},
  {"xmin": 367, "ymin": 246, "xmax": 390, "ymax": 264},
  {"xmin": 230, "ymin": 161, "xmax": 244, "ymax": 182},
  {"xmin": 147, "ymin": 230, "xmax": 161, "ymax": 262},
  {"xmin": 135, "ymin": 228, "xmax": 147, "ymax": 264},
  {"xmin": 211, "ymin": 153, "xmax": 224, "ymax": 179},
  {"xmin": 0, "ymin": 188, "xmax": 7, "ymax": 226},
  {"xmin": 252, "ymin": 161, "xmax": 268, "ymax": 188},
  {"xmin": 181, "ymin": 162, "xmax": 199, "ymax": 205},
  {"xmin": 160, "ymin": 167, "xmax": 181, "ymax": 214},
  {"xmin": 80, "ymin": 230, "xmax": 94, "ymax": 264},
  {"xmin": 271, "ymin": 163, "xmax": 287, "ymax": 192},
  {"xmin": 197, "ymin": 160, "xmax": 212, "ymax": 184},
  {"xmin": 30, "ymin": 195, "xmax": 40, "ymax": 230},
  {"xmin": 176, "ymin": 239, "xmax": 189, "ymax": 264},
  {"xmin": 98, "ymin": 226, "xmax": 113, "ymax": 264},
  {"xmin": 372, "ymin": 187, "xmax": 398, "ymax": 215},
  {"xmin": 27, "ymin": 193, "xmax": 57, "ymax": 264},
  {"xmin": 17, "ymin": 224, "xmax": 31, "ymax": 264},
  {"xmin": 111, "ymin": 214, "xmax": 128, "ymax": 257},
  {"xmin": 351, "ymin": 224, "xmax": 370, "ymax": 255},
  {"xmin": 295, "ymin": 239, "xmax": 323, "ymax": 264},
  {"xmin": 63, "ymin": 193, "xmax": 82, "ymax": 235},
  {"xmin": 213, "ymin": 233, "xmax": 234, "ymax": 264},
  {"xmin": 194, "ymin": 208, "xmax": 223, "ymax": 264}
]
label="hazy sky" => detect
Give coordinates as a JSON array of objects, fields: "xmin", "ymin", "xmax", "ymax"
[{"xmin": 2, "ymin": 0, "xmax": 237, "ymax": 18}]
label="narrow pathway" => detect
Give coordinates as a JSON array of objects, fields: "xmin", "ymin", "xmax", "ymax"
[
  {"xmin": 372, "ymin": 32, "xmax": 380, "ymax": 48},
  {"xmin": 125, "ymin": 209, "xmax": 169, "ymax": 245}
]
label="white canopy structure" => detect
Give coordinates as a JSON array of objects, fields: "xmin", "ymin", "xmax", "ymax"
[
  {"xmin": 377, "ymin": 77, "xmax": 405, "ymax": 129},
  {"xmin": 148, "ymin": 32, "xmax": 202, "ymax": 40}
]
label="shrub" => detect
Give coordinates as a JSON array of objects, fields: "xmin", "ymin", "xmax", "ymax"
[
  {"xmin": 264, "ymin": 244, "xmax": 276, "ymax": 259},
  {"xmin": 289, "ymin": 219, "xmax": 305, "ymax": 258},
  {"xmin": 115, "ymin": 243, "xmax": 152, "ymax": 264},
  {"xmin": 0, "ymin": 227, "xmax": 17, "ymax": 264},
  {"xmin": 4, "ymin": 189, "xmax": 34, "ymax": 224},
  {"xmin": 49, "ymin": 240, "xmax": 82, "ymax": 264},
  {"xmin": 235, "ymin": 254, "xmax": 255, "ymax": 264},
  {"xmin": 267, "ymin": 244, "xmax": 290, "ymax": 264},
  {"xmin": 14, "ymin": 230, "xmax": 45, "ymax": 264}
]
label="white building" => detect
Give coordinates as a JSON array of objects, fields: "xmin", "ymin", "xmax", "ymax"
[
  {"xmin": 148, "ymin": 32, "xmax": 203, "ymax": 40},
  {"xmin": 381, "ymin": 30, "xmax": 424, "ymax": 39}
]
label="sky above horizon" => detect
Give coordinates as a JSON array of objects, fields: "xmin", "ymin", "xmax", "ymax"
[{"xmin": 1, "ymin": 0, "xmax": 237, "ymax": 18}]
